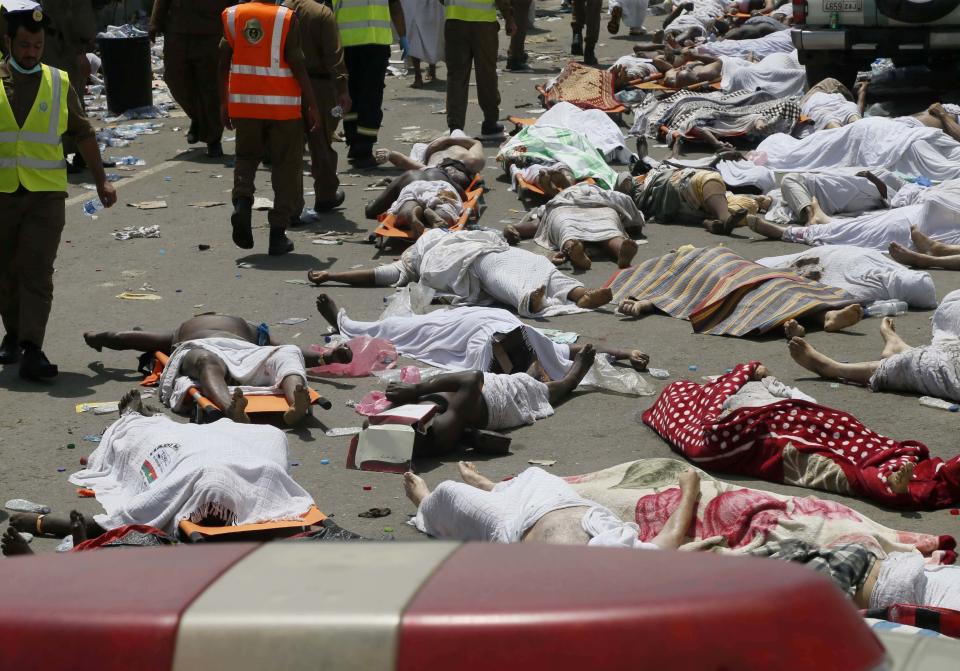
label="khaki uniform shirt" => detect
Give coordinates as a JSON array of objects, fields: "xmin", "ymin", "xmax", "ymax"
[
  {"xmin": 284, "ymin": 0, "xmax": 348, "ymax": 96},
  {"xmin": 150, "ymin": 0, "xmax": 235, "ymax": 36}
]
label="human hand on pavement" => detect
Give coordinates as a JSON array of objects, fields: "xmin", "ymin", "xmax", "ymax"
[
  {"xmin": 337, "ymin": 92, "xmax": 352, "ymax": 115},
  {"xmin": 97, "ymin": 181, "xmax": 118, "ymax": 208}
]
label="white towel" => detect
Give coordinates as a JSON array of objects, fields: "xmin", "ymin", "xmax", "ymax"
[
  {"xmin": 387, "ymin": 180, "xmax": 464, "ymax": 225},
  {"xmin": 69, "ymin": 413, "xmax": 315, "ymax": 536},
  {"xmin": 482, "ymin": 372, "xmax": 554, "ymax": 430}
]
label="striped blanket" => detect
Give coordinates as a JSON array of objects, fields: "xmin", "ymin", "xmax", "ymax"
[{"xmin": 605, "ymin": 246, "xmax": 856, "ymax": 335}]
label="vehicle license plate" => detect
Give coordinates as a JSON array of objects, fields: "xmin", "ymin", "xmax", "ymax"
[{"xmin": 823, "ymin": 0, "xmax": 862, "ymax": 11}]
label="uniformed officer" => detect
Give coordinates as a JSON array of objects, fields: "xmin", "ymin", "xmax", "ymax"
[
  {"xmin": 149, "ymin": 0, "xmax": 233, "ymax": 158},
  {"xmin": 0, "ymin": 0, "xmax": 117, "ymax": 380},
  {"xmin": 443, "ymin": 0, "xmax": 514, "ymax": 137},
  {"xmin": 571, "ymin": 0, "xmax": 600, "ymax": 65},
  {"xmin": 334, "ymin": 0, "xmax": 406, "ymax": 169},
  {"xmin": 218, "ymin": 0, "xmax": 321, "ymax": 256},
  {"xmin": 286, "ymin": 0, "xmax": 351, "ymax": 218}
]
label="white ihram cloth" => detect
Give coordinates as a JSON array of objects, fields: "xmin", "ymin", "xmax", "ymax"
[
  {"xmin": 609, "ymin": 0, "xmax": 649, "ymax": 29},
  {"xmin": 870, "ymin": 552, "xmax": 960, "ymax": 610},
  {"xmin": 386, "ymin": 180, "xmax": 463, "ymax": 225},
  {"xmin": 754, "ymin": 117, "xmax": 960, "ymax": 182},
  {"xmin": 756, "ymin": 246, "xmax": 937, "ymax": 308},
  {"xmin": 801, "ymin": 92, "xmax": 861, "ymax": 131},
  {"xmin": 159, "ymin": 338, "xmax": 307, "ymax": 411},
  {"xmin": 532, "ymin": 182, "xmax": 645, "ymax": 251},
  {"xmin": 699, "ymin": 30, "xmax": 794, "ymax": 59},
  {"xmin": 611, "ymin": 55, "xmax": 658, "ymax": 81},
  {"xmin": 720, "ymin": 51, "xmax": 806, "ymax": 98},
  {"xmin": 69, "ymin": 413, "xmax": 314, "ymax": 536},
  {"xmin": 782, "ymin": 179, "xmax": 960, "ymax": 251},
  {"xmin": 535, "ymin": 102, "xmax": 633, "ymax": 164},
  {"xmin": 413, "ymin": 467, "xmax": 661, "ymax": 549},
  {"xmin": 870, "ymin": 290, "xmax": 960, "ymax": 401},
  {"xmin": 337, "ymin": 306, "xmax": 573, "ymax": 380},
  {"xmin": 481, "ymin": 372, "xmax": 553, "ymax": 430},
  {"xmin": 400, "ymin": 0, "xmax": 443, "ymax": 63},
  {"xmin": 388, "ymin": 228, "xmax": 587, "ymax": 317}
]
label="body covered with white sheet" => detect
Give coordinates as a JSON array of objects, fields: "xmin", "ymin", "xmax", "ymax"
[{"xmin": 532, "ymin": 182, "xmax": 644, "ymax": 252}]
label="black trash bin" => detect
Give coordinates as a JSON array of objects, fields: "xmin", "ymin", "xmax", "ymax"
[{"xmin": 97, "ymin": 35, "xmax": 153, "ymax": 115}]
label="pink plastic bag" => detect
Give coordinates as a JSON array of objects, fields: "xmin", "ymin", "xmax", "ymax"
[
  {"xmin": 308, "ymin": 336, "xmax": 397, "ymax": 377},
  {"xmin": 354, "ymin": 390, "xmax": 392, "ymax": 416},
  {"xmin": 399, "ymin": 366, "xmax": 421, "ymax": 383}
]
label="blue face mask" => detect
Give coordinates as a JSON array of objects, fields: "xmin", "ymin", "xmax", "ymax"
[{"xmin": 7, "ymin": 55, "xmax": 42, "ymax": 75}]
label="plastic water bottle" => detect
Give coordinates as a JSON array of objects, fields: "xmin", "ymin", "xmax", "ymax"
[
  {"xmin": 919, "ymin": 396, "xmax": 960, "ymax": 412},
  {"xmin": 5, "ymin": 498, "xmax": 51, "ymax": 514},
  {"xmin": 113, "ymin": 156, "xmax": 145, "ymax": 166},
  {"xmin": 864, "ymin": 300, "xmax": 908, "ymax": 317},
  {"xmin": 647, "ymin": 368, "xmax": 671, "ymax": 379},
  {"xmin": 82, "ymin": 199, "xmax": 104, "ymax": 216}
]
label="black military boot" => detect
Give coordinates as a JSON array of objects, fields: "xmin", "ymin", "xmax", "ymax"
[
  {"xmin": 268, "ymin": 228, "xmax": 295, "ymax": 256},
  {"xmin": 231, "ymin": 197, "xmax": 254, "ymax": 249},
  {"xmin": 571, "ymin": 30, "xmax": 583, "ymax": 55},
  {"xmin": 19, "ymin": 342, "xmax": 58, "ymax": 380},
  {"xmin": 583, "ymin": 44, "xmax": 598, "ymax": 66},
  {"xmin": 0, "ymin": 333, "xmax": 20, "ymax": 364}
]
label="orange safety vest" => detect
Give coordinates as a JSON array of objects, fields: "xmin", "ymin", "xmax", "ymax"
[{"xmin": 221, "ymin": 2, "xmax": 302, "ymax": 121}]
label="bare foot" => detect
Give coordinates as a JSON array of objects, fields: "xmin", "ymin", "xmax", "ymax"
[
  {"xmin": 458, "ymin": 461, "xmax": 495, "ymax": 491},
  {"xmin": 888, "ymin": 242, "xmax": 931, "ymax": 268},
  {"xmin": 225, "ymin": 388, "xmax": 250, "ymax": 423},
  {"xmin": 283, "ymin": 384, "xmax": 311, "ymax": 426},
  {"xmin": 788, "ymin": 336, "xmax": 838, "ymax": 378},
  {"xmin": 808, "ymin": 198, "xmax": 831, "ymax": 226},
  {"xmin": 1, "ymin": 526, "xmax": 33, "ymax": 556},
  {"xmin": 404, "ymin": 472, "xmax": 430, "ymax": 507},
  {"xmin": 678, "ymin": 469, "xmax": 700, "ymax": 496},
  {"xmin": 629, "ymin": 349, "xmax": 650, "ymax": 371},
  {"xmin": 70, "ymin": 510, "xmax": 88, "ymax": 545},
  {"xmin": 307, "ymin": 270, "xmax": 329, "ymax": 285},
  {"xmin": 528, "ymin": 285, "xmax": 547, "ymax": 314},
  {"xmin": 83, "ymin": 331, "xmax": 106, "ymax": 351},
  {"xmin": 374, "ymin": 148, "xmax": 391, "ymax": 165},
  {"xmin": 910, "ymin": 226, "xmax": 935, "ymax": 254},
  {"xmin": 752, "ymin": 364, "xmax": 770, "ymax": 380},
  {"xmin": 783, "ymin": 319, "xmax": 806, "ymax": 339},
  {"xmin": 568, "ymin": 343, "xmax": 597, "ymax": 381},
  {"xmin": 618, "ymin": 298, "xmax": 654, "ymax": 317},
  {"xmin": 422, "ymin": 208, "xmax": 446, "ymax": 229},
  {"xmin": 880, "ymin": 317, "xmax": 910, "ymax": 358},
  {"xmin": 617, "ymin": 239, "xmax": 639, "ymax": 268},
  {"xmin": 315, "ymin": 294, "xmax": 340, "ymax": 330},
  {"xmin": 550, "ymin": 252, "xmax": 568, "ymax": 267},
  {"xmin": 503, "ymin": 225, "xmax": 520, "ymax": 245},
  {"xmin": 823, "ymin": 304, "xmax": 863, "ymax": 332},
  {"xmin": 118, "ymin": 389, "xmax": 146, "ymax": 416},
  {"xmin": 563, "ymin": 240, "xmax": 591, "ymax": 270},
  {"xmin": 576, "ymin": 287, "xmax": 612, "ymax": 309},
  {"xmin": 888, "ymin": 461, "xmax": 916, "ymax": 494}
]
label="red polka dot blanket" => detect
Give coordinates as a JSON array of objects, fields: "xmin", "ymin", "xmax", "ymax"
[{"xmin": 642, "ymin": 362, "xmax": 960, "ymax": 510}]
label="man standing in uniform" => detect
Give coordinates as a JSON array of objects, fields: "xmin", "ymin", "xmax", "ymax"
[
  {"xmin": 444, "ymin": 0, "xmax": 514, "ymax": 137},
  {"xmin": 149, "ymin": 0, "xmax": 233, "ymax": 158},
  {"xmin": 0, "ymin": 1, "xmax": 118, "ymax": 380},
  {"xmin": 506, "ymin": 0, "xmax": 530, "ymax": 71},
  {"xmin": 218, "ymin": 0, "xmax": 321, "ymax": 256},
  {"xmin": 286, "ymin": 0, "xmax": 351, "ymax": 219},
  {"xmin": 334, "ymin": 0, "xmax": 406, "ymax": 169},
  {"xmin": 571, "ymin": 0, "xmax": 600, "ymax": 65}
]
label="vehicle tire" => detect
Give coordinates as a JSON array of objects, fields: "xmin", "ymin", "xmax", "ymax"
[{"xmin": 876, "ymin": 0, "xmax": 960, "ymax": 23}]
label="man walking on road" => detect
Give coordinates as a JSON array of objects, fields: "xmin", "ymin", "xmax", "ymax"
[
  {"xmin": 571, "ymin": 0, "xmax": 600, "ymax": 65},
  {"xmin": 444, "ymin": 0, "xmax": 514, "ymax": 138},
  {"xmin": 218, "ymin": 0, "xmax": 321, "ymax": 256},
  {"xmin": 0, "ymin": 1, "xmax": 117, "ymax": 380},
  {"xmin": 286, "ymin": 0, "xmax": 351, "ymax": 220},
  {"xmin": 149, "ymin": 0, "xmax": 233, "ymax": 158},
  {"xmin": 334, "ymin": 0, "xmax": 406, "ymax": 169}
]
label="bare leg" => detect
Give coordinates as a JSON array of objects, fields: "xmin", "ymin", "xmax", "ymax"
[
  {"xmin": 787, "ymin": 336, "xmax": 880, "ymax": 384},
  {"xmin": 545, "ymin": 344, "xmax": 596, "ymax": 404},
  {"xmin": 1, "ymin": 526, "xmax": 33, "ymax": 556},
  {"xmin": 458, "ymin": 461, "xmax": 495, "ymax": 491},
  {"xmin": 9, "ymin": 512, "xmax": 103, "ymax": 539},
  {"xmin": 373, "ymin": 149, "xmax": 424, "ymax": 171},
  {"xmin": 504, "ymin": 216, "xmax": 538, "ymax": 244},
  {"xmin": 404, "ymin": 472, "xmax": 431, "ymax": 506},
  {"xmin": 562, "ymin": 239, "xmax": 592, "ymax": 270},
  {"xmin": 889, "ymin": 242, "xmax": 960, "ymax": 270},
  {"xmin": 426, "ymin": 64, "xmax": 436, "ymax": 82},
  {"xmin": 746, "ymin": 214, "xmax": 789, "ymax": 240},
  {"xmin": 412, "ymin": 58, "xmax": 424, "ymax": 88},
  {"xmin": 650, "ymin": 470, "xmax": 700, "ymax": 550},
  {"xmin": 820, "ymin": 304, "xmax": 864, "ymax": 332},
  {"xmin": 180, "ymin": 349, "xmax": 234, "ymax": 413},
  {"xmin": 315, "ymin": 294, "xmax": 340, "ymax": 332},
  {"xmin": 83, "ymin": 330, "xmax": 175, "ymax": 353},
  {"xmin": 567, "ymin": 286, "xmax": 613, "ymax": 309},
  {"xmin": 280, "ymin": 375, "xmax": 311, "ymax": 426},
  {"xmin": 605, "ymin": 236, "xmax": 639, "ymax": 268},
  {"xmin": 879, "ymin": 317, "xmax": 910, "ymax": 358},
  {"xmin": 307, "ymin": 268, "xmax": 378, "ymax": 286}
]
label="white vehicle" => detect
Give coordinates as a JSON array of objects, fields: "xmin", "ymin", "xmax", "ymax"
[{"xmin": 790, "ymin": 0, "xmax": 960, "ymax": 85}]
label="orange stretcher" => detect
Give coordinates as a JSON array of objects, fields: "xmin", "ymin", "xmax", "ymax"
[
  {"xmin": 141, "ymin": 351, "xmax": 329, "ymax": 424},
  {"xmin": 179, "ymin": 505, "xmax": 327, "ymax": 542},
  {"xmin": 371, "ymin": 174, "xmax": 486, "ymax": 250},
  {"xmin": 515, "ymin": 175, "xmax": 597, "ymax": 200},
  {"xmin": 631, "ymin": 78, "xmax": 722, "ymax": 92}
]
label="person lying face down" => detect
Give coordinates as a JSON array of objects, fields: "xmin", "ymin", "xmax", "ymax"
[
  {"xmin": 83, "ymin": 314, "xmax": 352, "ymax": 425},
  {"xmin": 1, "ymin": 389, "xmax": 316, "ymax": 556}
]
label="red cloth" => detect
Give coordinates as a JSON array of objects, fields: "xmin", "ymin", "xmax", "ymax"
[{"xmin": 642, "ymin": 362, "xmax": 960, "ymax": 510}]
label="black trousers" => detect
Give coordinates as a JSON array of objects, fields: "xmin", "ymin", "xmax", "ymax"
[{"xmin": 342, "ymin": 44, "xmax": 390, "ymax": 157}]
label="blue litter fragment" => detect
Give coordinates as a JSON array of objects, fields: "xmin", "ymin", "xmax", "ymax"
[
  {"xmin": 57, "ymin": 467, "xmax": 66, "ymax": 472},
  {"xmin": 81, "ymin": 435, "xmax": 101, "ymax": 443},
  {"xmin": 688, "ymin": 365, "xmax": 698, "ymax": 372},
  {"xmin": 320, "ymin": 458, "xmax": 330, "ymax": 465}
]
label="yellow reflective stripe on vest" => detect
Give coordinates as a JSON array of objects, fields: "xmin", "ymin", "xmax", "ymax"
[
  {"xmin": 0, "ymin": 65, "xmax": 69, "ymax": 193},
  {"xmin": 445, "ymin": 0, "xmax": 497, "ymax": 22},
  {"xmin": 335, "ymin": 0, "xmax": 393, "ymax": 46}
]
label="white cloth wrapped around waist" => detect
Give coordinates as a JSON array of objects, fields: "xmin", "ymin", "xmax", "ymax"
[
  {"xmin": 69, "ymin": 413, "xmax": 315, "ymax": 536},
  {"xmin": 387, "ymin": 180, "xmax": 464, "ymax": 225},
  {"xmin": 482, "ymin": 372, "xmax": 554, "ymax": 430},
  {"xmin": 801, "ymin": 92, "xmax": 861, "ymax": 131},
  {"xmin": 159, "ymin": 338, "xmax": 307, "ymax": 411},
  {"xmin": 870, "ymin": 551, "xmax": 960, "ymax": 610},
  {"xmin": 413, "ymin": 466, "xmax": 660, "ymax": 549}
]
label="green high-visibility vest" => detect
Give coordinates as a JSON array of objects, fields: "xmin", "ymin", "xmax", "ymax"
[
  {"xmin": 335, "ymin": 0, "xmax": 393, "ymax": 47},
  {"xmin": 0, "ymin": 64, "xmax": 69, "ymax": 193},
  {"xmin": 445, "ymin": 0, "xmax": 497, "ymax": 22}
]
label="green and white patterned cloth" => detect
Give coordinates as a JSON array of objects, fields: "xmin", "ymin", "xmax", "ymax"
[{"xmin": 497, "ymin": 126, "xmax": 619, "ymax": 190}]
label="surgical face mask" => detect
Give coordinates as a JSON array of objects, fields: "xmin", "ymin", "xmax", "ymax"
[{"xmin": 7, "ymin": 55, "xmax": 42, "ymax": 75}]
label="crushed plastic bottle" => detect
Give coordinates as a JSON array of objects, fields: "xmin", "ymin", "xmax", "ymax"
[
  {"xmin": 864, "ymin": 300, "xmax": 908, "ymax": 317},
  {"xmin": 82, "ymin": 199, "xmax": 104, "ymax": 216},
  {"xmin": 331, "ymin": 105, "xmax": 343, "ymax": 118},
  {"xmin": 111, "ymin": 155, "xmax": 146, "ymax": 166},
  {"xmin": 919, "ymin": 396, "xmax": 960, "ymax": 412},
  {"xmin": 5, "ymin": 498, "xmax": 51, "ymax": 514},
  {"xmin": 647, "ymin": 368, "xmax": 671, "ymax": 379}
]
